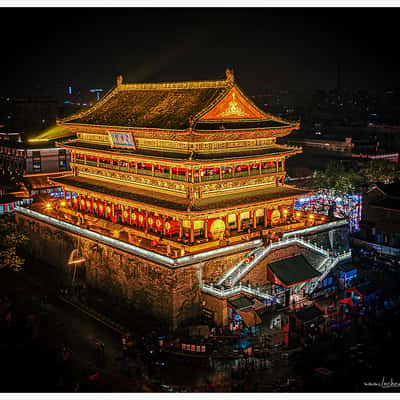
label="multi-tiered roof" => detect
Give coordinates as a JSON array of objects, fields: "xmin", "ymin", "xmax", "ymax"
[{"xmin": 52, "ymin": 70, "xmax": 309, "ymax": 245}]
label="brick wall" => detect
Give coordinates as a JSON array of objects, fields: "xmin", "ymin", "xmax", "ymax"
[{"xmin": 16, "ymin": 212, "xmax": 201, "ymax": 331}]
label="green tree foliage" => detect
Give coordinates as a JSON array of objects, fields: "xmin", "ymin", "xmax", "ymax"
[
  {"xmin": 360, "ymin": 159, "xmax": 399, "ymax": 185},
  {"xmin": 0, "ymin": 216, "xmax": 28, "ymax": 272},
  {"xmin": 312, "ymin": 161, "xmax": 363, "ymax": 197}
]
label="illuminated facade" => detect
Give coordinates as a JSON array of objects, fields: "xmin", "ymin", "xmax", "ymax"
[
  {"xmin": 51, "ymin": 70, "xmax": 315, "ymax": 249},
  {"xmin": 16, "ymin": 70, "xmax": 351, "ymax": 329}
]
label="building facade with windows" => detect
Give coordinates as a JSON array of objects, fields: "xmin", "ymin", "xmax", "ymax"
[{"xmin": 16, "ymin": 71, "xmax": 350, "ymax": 330}]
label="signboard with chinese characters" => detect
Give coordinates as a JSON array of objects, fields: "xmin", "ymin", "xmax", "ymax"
[{"xmin": 109, "ymin": 130, "xmax": 136, "ymax": 149}]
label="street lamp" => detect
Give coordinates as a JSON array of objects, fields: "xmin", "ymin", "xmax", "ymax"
[{"xmin": 67, "ymin": 248, "xmax": 86, "ymax": 285}]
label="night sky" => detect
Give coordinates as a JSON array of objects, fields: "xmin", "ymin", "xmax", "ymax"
[{"xmin": 2, "ymin": 7, "xmax": 400, "ymax": 97}]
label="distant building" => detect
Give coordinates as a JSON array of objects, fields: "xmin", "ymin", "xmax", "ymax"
[
  {"xmin": 0, "ymin": 132, "xmax": 70, "ymax": 175},
  {"xmin": 284, "ymin": 136, "xmax": 354, "ymax": 153},
  {"xmin": 351, "ymin": 152, "xmax": 399, "ymax": 163},
  {"xmin": 352, "ymin": 182, "xmax": 400, "ymax": 256},
  {"xmin": 0, "ymin": 132, "xmax": 71, "ymax": 214}
]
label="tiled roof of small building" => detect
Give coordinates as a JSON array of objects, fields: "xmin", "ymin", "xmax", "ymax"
[{"xmin": 268, "ymin": 254, "xmax": 320, "ymax": 287}]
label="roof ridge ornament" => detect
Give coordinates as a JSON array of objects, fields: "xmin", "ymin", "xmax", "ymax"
[
  {"xmin": 225, "ymin": 68, "xmax": 235, "ymax": 83},
  {"xmin": 116, "ymin": 75, "xmax": 123, "ymax": 87}
]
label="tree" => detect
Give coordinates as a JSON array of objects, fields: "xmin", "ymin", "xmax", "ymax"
[
  {"xmin": 312, "ymin": 161, "xmax": 363, "ymax": 196},
  {"xmin": 0, "ymin": 216, "xmax": 28, "ymax": 272},
  {"xmin": 311, "ymin": 161, "xmax": 363, "ymax": 219},
  {"xmin": 360, "ymin": 159, "xmax": 399, "ymax": 185}
]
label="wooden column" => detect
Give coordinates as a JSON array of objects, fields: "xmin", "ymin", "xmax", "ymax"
[
  {"xmin": 223, "ymin": 215, "xmax": 228, "ymax": 238},
  {"xmin": 259, "ymin": 162, "xmax": 262, "ymax": 175},
  {"xmin": 232, "ymin": 166, "xmax": 235, "ymax": 178},
  {"xmin": 276, "ymin": 160, "xmax": 279, "ymax": 172},
  {"xmin": 179, "ymin": 220, "xmax": 183, "ymax": 240},
  {"xmin": 152, "ymin": 164, "xmax": 155, "ymax": 176},
  {"xmin": 111, "ymin": 202, "xmax": 115, "ymax": 222},
  {"xmin": 264, "ymin": 208, "xmax": 268, "ymax": 227},
  {"xmin": 169, "ymin": 167, "xmax": 173, "ymax": 180},
  {"xmin": 190, "ymin": 221, "xmax": 195, "ymax": 243},
  {"xmin": 219, "ymin": 167, "xmax": 223, "ymax": 180},
  {"xmin": 84, "ymin": 154, "xmax": 87, "ymax": 165},
  {"xmin": 135, "ymin": 162, "xmax": 138, "ymax": 174},
  {"xmin": 247, "ymin": 164, "xmax": 251, "ymax": 176},
  {"xmin": 237, "ymin": 213, "xmax": 241, "ymax": 232},
  {"xmin": 97, "ymin": 157, "xmax": 100, "ymax": 167},
  {"xmin": 253, "ymin": 210, "xmax": 257, "ymax": 229},
  {"xmin": 204, "ymin": 219, "xmax": 208, "ymax": 239},
  {"xmin": 145, "ymin": 211, "xmax": 149, "ymax": 233}
]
